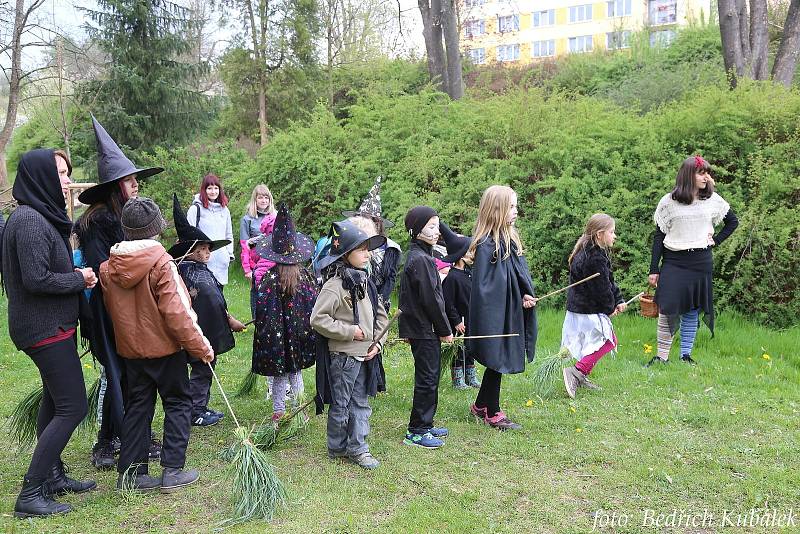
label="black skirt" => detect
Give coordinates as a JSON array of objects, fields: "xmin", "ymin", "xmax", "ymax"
[{"xmin": 654, "ymin": 248, "xmax": 715, "ymax": 334}]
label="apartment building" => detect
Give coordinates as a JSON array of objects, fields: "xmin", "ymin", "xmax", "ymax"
[{"xmin": 462, "ymin": 0, "xmax": 711, "ymax": 64}]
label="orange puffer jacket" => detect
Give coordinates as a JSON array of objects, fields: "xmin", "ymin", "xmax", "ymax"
[{"xmin": 100, "ymin": 239, "xmax": 213, "ymax": 361}]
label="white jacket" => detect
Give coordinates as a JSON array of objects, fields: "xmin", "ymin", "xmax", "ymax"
[{"xmin": 187, "ymin": 194, "xmax": 234, "ymax": 285}]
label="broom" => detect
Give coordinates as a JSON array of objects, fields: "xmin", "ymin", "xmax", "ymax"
[
  {"xmin": 235, "ymin": 371, "xmax": 259, "ymax": 398},
  {"xmin": 207, "ymin": 362, "xmax": 286, "ymax": 525},
  {"xmin": 248, "ymin": 395, "xmax": 316, "ymax": 452}
]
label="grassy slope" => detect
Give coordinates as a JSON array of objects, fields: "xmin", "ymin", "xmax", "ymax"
[{"xmin": 1, "ymin": 273, "xmax": 798, "ymax": 533}]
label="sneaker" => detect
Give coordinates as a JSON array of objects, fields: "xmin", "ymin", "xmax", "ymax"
[
  {"xmin": 681, "ymin": 354, "xmax": 697, "ymax": 365},
  {"xmin": 579, "ymin": 375, "xmax": 601, "ymax": 390},
  {"xmin": 403, "ymin": 432, "xmax": 444, "ymax": 449},
  {"xmin": 465, "ymin": 365, "xmax": 481, "ymax": 388},
  {"xmin": 116, "ymin": 472, "xmax": 160, "ymax": 492},
  {"xmin": 347, "ymin": 452, "xmax": 379, "ymax": 470},
  {"xmin": 470, "ymin": 403, "xmax": 488, "ymax": 421},
  {"xmin": 451, "ymin": 367, "xmax": 468, "ymax": 390},
  {"xmin": 207, "ymin": 408, "xmax": 224, "ymax": 419},
  {"xmin": 327, "ymin": 449, "xmax": 347, "ymax": 460},
  {"xmin": 160, "ymin": 468, "xmax": 199, "ymax": 493},
  {"xmin": 429, "ymin": 426, "xmax": 449, "ymax": 438},
  {"xmin": 148, "ymin": 437, "xmax": 162, "ymax": 460},
  {"xmin": 563, "ymin": 366, "xmax": 581, "ymax": 399},
  {"xmin": 484, "ymin": 411, "xmax": 522, "ymax": 431},
  {"xmin": 191, "ymin": 411, "xmax": 221, "ymax": 427},
  {"xmin": 91, "ymin": 441, "xmax": 117, "ymax": 470},
  {"xmin": 646, "ymin": 356, "xmax": 669, "ymax": 367}
]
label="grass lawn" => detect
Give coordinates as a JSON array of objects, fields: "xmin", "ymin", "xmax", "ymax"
[{"xmin": 1, "ymin": 272, "xmax": 798, "ymax": 533}]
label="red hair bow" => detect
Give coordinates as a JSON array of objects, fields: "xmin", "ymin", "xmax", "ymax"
[{"xmin": 694, "ymin": 155, "xmax": 706, "ymax": 169}]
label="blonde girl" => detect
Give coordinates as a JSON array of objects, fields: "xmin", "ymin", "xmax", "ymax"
[{"xmin": 466, "ymin": 185, "xmax": 537, "ymax": 431}]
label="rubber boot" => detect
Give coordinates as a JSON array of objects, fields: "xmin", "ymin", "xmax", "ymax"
[{"xmin": 14, "ymin": 476, "xmax": 72, "ymax": 519}]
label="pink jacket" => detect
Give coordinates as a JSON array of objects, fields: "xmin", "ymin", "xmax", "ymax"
[{"xmin": 249, "ymin": 213, "xmax": 277, "ymax": 286}]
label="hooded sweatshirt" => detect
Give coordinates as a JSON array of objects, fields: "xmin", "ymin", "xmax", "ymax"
[{"xmin": 99, "ymin": 239, "xmax": 213, "ymax": 360}]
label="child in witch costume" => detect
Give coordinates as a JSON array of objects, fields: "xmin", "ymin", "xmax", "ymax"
[
  {"xmin": 311, "ymin": 220, "xmax": 388, "ymax": 469},
  {"xmin": 467, "ymin": 186, "xmax": 537, "ymax": 431},
  {"xmin": 251, "ymin": 204, "xmax": 318, "ymax": 421},
  {"xmin": 168, "ymin": 194, "xmax": 246, "ymax": 427},
  {"xmin": 399, "ymin": 206, "xmax": 453, "ymax": 449},
  {"xmin": 342, "ymin": 176, "xmax": 402, "ymax": 311},
  {"xmin": 439, "ymin": 222, "xmax": 481, "ymax": 390},
  {"xmin": 100, "ymin": 197, "xmax": 214, "ymax": 493},
  {"xmin": 561, "ymin": 214, "xmax": 626, "ymax": 398}
]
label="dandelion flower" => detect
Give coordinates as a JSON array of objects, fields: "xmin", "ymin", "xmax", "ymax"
[
  {"xmin": 525, "ymin": 399, "xmax": 534, "ymax": 407},
  {"xmin": 761, "ymin": 353, "xmax": 771, "ymax": 361},
  {"xmin": 643, "ymin": 344, "xmax": 653, "ymax": 354},
  {"xmin": 576, "ymin": 428, "xmax": 583, "ymax": 433},
  {"xmin": 569, "ymin": 406, "xmax": 576, "ymax": 413}
]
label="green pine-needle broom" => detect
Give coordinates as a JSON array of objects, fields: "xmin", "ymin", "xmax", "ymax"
[
  {"xmin": 530, "ymin": 347, "xmax": 573, "ymax": 397},
  {"xmin": 235, "ymin": 371, "xmax": 259, "ymax": 398}
]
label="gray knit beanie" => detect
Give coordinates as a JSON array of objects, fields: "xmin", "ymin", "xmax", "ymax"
[{"xmin": 121, "ymin": 197, "xmax": 167, "ymax": 240}]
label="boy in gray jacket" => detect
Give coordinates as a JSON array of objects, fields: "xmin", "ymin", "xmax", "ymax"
[{"xmin": 311, "ymin": 220, "xmax": 388, "ymax": 469}]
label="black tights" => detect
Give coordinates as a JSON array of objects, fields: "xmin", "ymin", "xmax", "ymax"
[
  {"xmin": 25, "ymin": 338, "xmax": 88, "ymax": 480},
  {"xmin": 474, "ymin": 368, "xmax": 502, "ymax": 417}
]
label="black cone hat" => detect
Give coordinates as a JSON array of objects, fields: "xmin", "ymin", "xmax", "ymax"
[
  {"xmin": 167, "ymin": 193, "xmax": 230, "ymax": 259},
  {"xmin": 78, "ymin": 115, "xmax": 164, "ymax": 205}
]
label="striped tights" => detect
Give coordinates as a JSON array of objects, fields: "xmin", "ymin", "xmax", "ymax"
[{"xmin": 656, "ymin": 309, "xmax": 700, "ymax": 361}]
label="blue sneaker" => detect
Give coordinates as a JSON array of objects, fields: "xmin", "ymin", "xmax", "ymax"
[
  {"xmin": 429, "ymin": 426, "xmax": 449, "ymax": 438},
  {"xmin": 403, "ymin": 432, "xmax": 444, "ymax": 449}
]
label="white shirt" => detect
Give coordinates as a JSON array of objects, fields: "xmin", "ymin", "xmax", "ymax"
[{"xmin": 654, "ymin": 192, "xmax": 730, "ymax": 251}]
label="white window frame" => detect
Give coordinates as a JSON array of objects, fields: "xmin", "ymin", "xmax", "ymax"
[
  {"xmin": 465, "ymin": 0, "xmax": 485, "ymax": 7},
  {"xmin": 607, "ymin": 0, "xmax": 632, "ymax": 17},
  {"xmin": 532, "ymin": 9, "xmax": 556, "ymax": 27},
  {"xmin": 498, "ymin": 14, "xmax": 520, "ymax": 33},
  {"xmin": 468, "ymin": 47, "xmax": 486, "ymax": 64},
  {"xmin": 464, "ymin": 19, "xmax": 486, "ymax": 38},
  {"xmin": 649, "ymin": 0, "xmax": 677, "ymax": 25},
  {"xmin": 606, "ymin": 30, "xmax": 631, "ymax": 49},
  {"xmin": 568, "ymin": 35, "xmax": 593, "ymax": 53},
  {"xmin": 496, "ymin": 43, "xmax": 521, "ymax": 62},
  {"xmin": 650, "ymin": 28, "xmax": 676, "ymax": 46},
  {"xmin": 532, "ymin": 39, "xmax": 556, "ymax": 58},
  {"xmin": 569, "ymin": 4, "xmax": 593, "ymax": 23}
]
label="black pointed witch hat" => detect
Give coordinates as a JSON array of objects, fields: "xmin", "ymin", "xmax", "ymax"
[
  {"xmin": 78, "ymin": 116, "xmax": 165, "ymax": 205},
  {"xmin": 439, "ymin": 221, "xmax": 471, "ymax": 264},
  {"xmin": 342, "ymin": 176, "xmax": 395, "ymax": 228},
  {"xmin": 167, "ymin": 193, "xmax": 231, "ymax": 259},
  {"xmin": 316, "ymin": 218, "xmax": 386, "ymax": 271},
  {"xmin": 254, "ymin": 203, "xmax": 315, "ymax": 265}
]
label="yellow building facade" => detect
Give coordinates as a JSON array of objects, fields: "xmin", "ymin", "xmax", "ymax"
[{"xmin": 461, "ymin": 0, "xmax": 711, "ymax": 64}]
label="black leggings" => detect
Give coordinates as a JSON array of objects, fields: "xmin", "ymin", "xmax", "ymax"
[
  {"xmin": 474, "ymin": 368, "xmax": 502, "ymax": 417},
  {"xmin": 24, "ymin": 338, "xmax": 88, "ymax": 480}
]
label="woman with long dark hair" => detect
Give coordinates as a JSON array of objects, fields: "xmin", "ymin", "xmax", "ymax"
[
  {"xmin": 75, "ymin": 117, "xmax": 164, "ymax": 469},
  {"xmin": 2, "ymin": 149, "xmax": 97, "ymax": 518},
  {"xmin": 647, "ymin": 155, "xmax": 739, "ymax": 366}
]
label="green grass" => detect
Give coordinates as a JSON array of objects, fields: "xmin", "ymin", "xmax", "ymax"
[{"xmin": 1, "ymin": 272, "xmax": 798, "ymax": 533}]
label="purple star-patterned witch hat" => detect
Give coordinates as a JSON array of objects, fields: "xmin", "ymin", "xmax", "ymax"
[
  {"xmin": 254, "ymin": 203, "xmax": 315, "ymax": 265},
  {"xmin": 342, "ymin": 175, "xmax": 395, "ymax": 228}
]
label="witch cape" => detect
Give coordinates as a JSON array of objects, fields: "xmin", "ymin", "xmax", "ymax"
[
  {"xmin": 466, "ymin": 237, "xmax": 538, "ymax": 374},
  {"xmin": 178, "ymin": 261, "xmax": 235, "ymax": 357},
  {"xmin": 314, "ymin": 276, "xmax": 387, "ymax": 415}
]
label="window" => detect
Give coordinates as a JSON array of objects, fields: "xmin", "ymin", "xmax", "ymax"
[
  {"xmin": 498, "ymin": 14, "xmax": 520, "ymax": 33},
  {"xmin": 464, "ymin": 0, "xmax": 485, "ymax": 7},
  {"xmin": 464, "ymin": 19, "xmax": 486, "ymax": 38},
  {"xmin": 496, "ymin": 43, "xmax": 520, "ymax": 62},
  {"xmin": 532, "ymin": 40, "xmax": 556, "ymax": 58},
  {"xmin": 649, "ymin": 0, "xmax": 677, "ymax": 25},
  {"xmin": 650, "ymin": 28, "xmax": 676, "ymax": 46},
  {"xmin": 532, "ymin": 9, "xmax": 555, "ymax": 27},
  {"xmin": 607, "ymin": 0, "xmax": 632, "ymax": 17},
  {"xmin": 606, "ymin": 30, "xmax": 631, "ymax": 49},
  {"xmin": 569, "ymin": 4, "xmax": 593, "ymax": 22},
  {"xmin": 468, "ymin": 48, "xmax": 486, "ymax": 64},
  {"xmin": 568, "ymin": 35, "xmax": 593, "ymax": 53}
]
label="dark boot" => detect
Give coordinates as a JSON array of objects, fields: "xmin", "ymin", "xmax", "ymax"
[
  {"xmin": 451, "ymin": 366, "xmax": 468, "ymax": 390},
  {"xmin": 465, "ymin": 365, "xmax": 481, "ymax": 388},
  {"xmin": 14, "ymin": 476, "xmax": 72, "ymax": 519},
  {"xmin": 116, "ymin": 469, "xmax": 161, "ymax": 492},
  {"xmin": 45, "ymin": 461, "xmax": 96, "ymax": 497},
  {"xmin": 160, "ymin": 467, "xmax": 199, "ymax": 493},
  {"xmin": 91, "ymin": 441, "xmax": 117, "ymax": 470}
]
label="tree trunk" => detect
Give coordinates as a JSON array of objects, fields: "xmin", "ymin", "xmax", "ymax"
[
  {"xmin": 737, "ymin": 0, "xmax": 752, "ymax": 67},
  {"xmin": 718, "ymin": 0, "xmax": 747, "ymax": 86},
  {"xmin": 0, "ymin": 0, "xmax": 27, "ymax": 188},
  {"xmin": 440, "ymin": 0, "xmax": 463, "ymax": 99},
  {"xmin": 257, "ymin": 74, "xmax": 268, "ymax": 145},
  {"xmin": 749, "ymin": 0, "xmax": 769, "ymax": 79},
  {"xmin": 418, "ymin": 0, "xmax": 448, "ymax": 92},
  {"xmin": 773, "ymin": 0, "xmax": 800, "ymax": 87}
]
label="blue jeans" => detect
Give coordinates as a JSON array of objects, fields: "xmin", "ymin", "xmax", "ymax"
[{"xmin": 327, "ymin": 353, "xmax": 371, "ymax": 456}]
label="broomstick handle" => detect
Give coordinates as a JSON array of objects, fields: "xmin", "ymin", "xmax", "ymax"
[
  {"xmin": 280, "ymin": 397, "xmax": 316, "ymax": 426},
  {"xmin": 243, "ymin": 318, "xmax": 256, "ymax": 327},
  {"xmin": 207, "ymin": 363, "xmax": 242, "ymax": 430},
  {"xmin": 623, "ymin": 292, "xmax": 645, "ymax": 307},
  {"xmin": 445, "ymin": 333, "xmax": 519, "ymax": 343},
  {"xmin": 171, "ymin": 239, "xmax": 200, "ymax": 265},
  {"xmin": 536, "ymin": 273, "xmax": 601, "ymax": 301},
  {"xmin": 368, "ymin": 309, "xmax": 403, "ymax": 352}
]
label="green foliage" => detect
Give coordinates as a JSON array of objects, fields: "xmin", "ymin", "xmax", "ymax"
[{"xmin": 79, "ymin": 0, "xmax": 217, "ymax": 151}]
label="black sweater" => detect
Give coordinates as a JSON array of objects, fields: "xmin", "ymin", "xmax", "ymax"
[
  {"xmin": 566, "ymin": 244, "xmax": 623, "ymax": 316},
  {"xmin": 2, "ymin": 205, "xmax": 85, "ymax": 349},
  {"xmin": 442, "ymin": 266, "xmax": 471, "ymax": 331},
  {"xmin": 74, "ymin": 207, "xmax": 124, "ymax": 274},
  {"xmin": 398, "ymin": 241, "xmax": 451, "ymax": 339}
]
